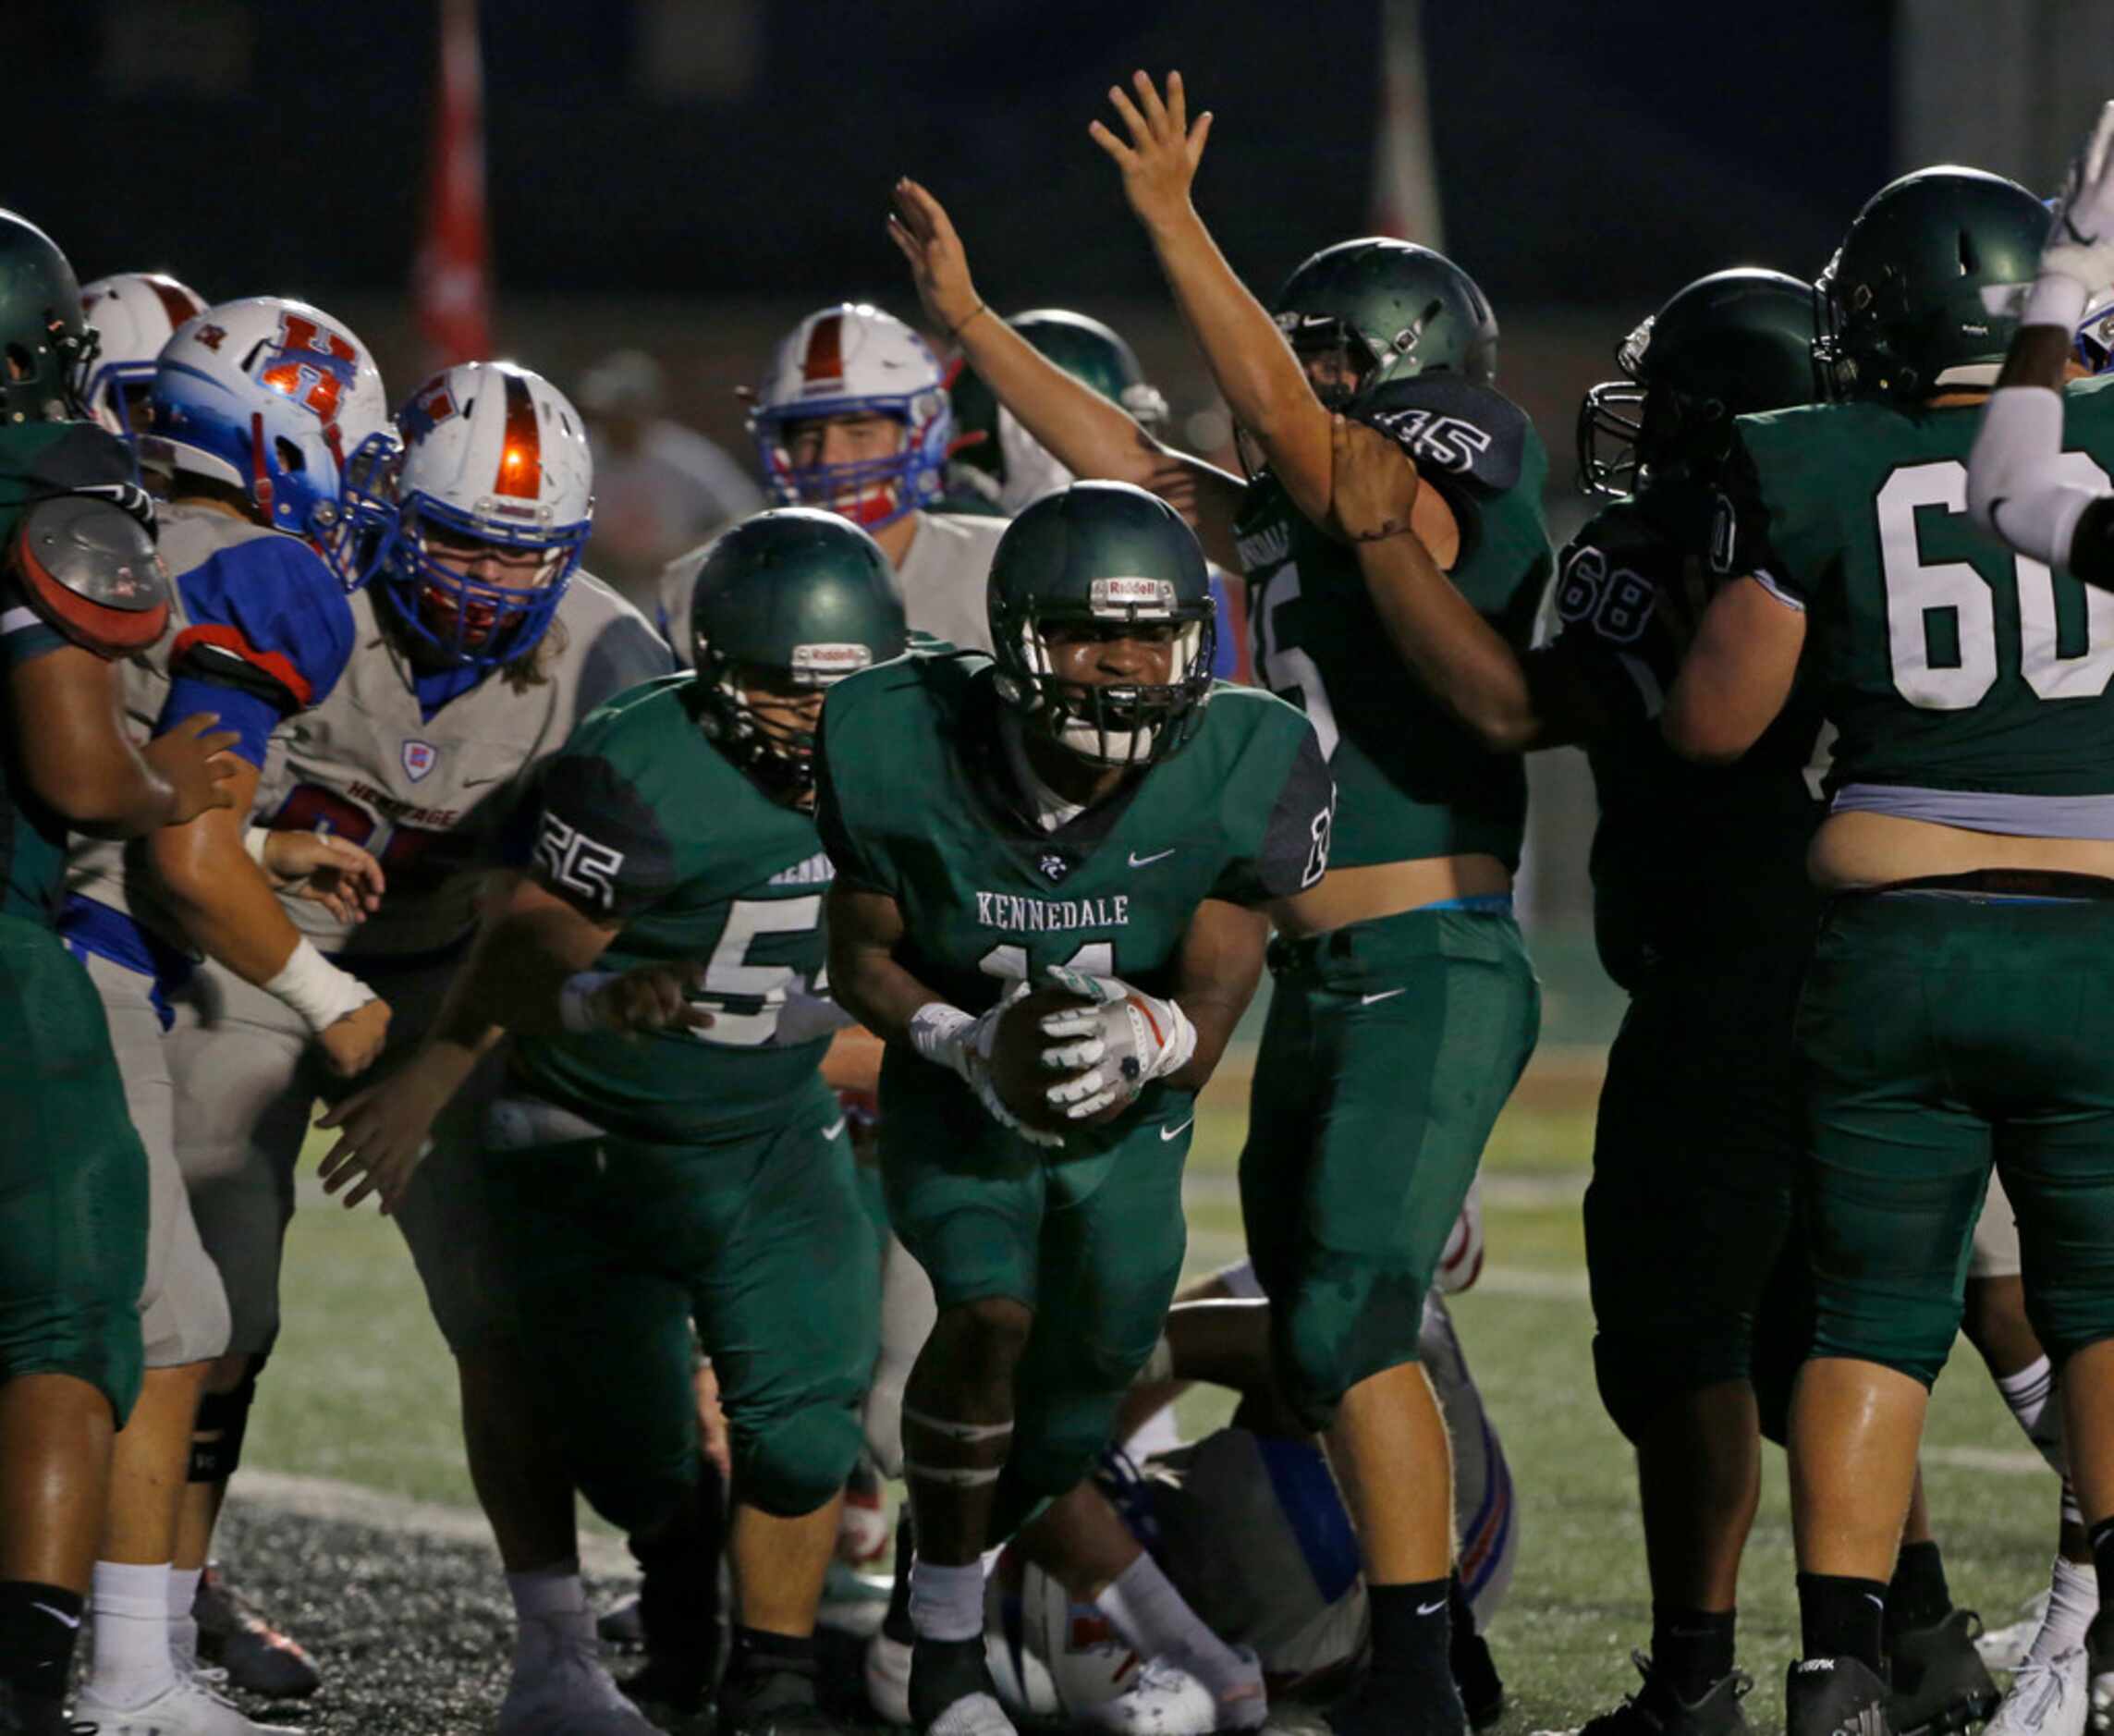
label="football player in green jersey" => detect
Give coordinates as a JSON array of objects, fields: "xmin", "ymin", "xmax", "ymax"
[
  {"xmin": 1659, "ymin": 162, "xmax": 2114, "ymax": 1736},
  {"xmin": 819, "ymin": 481, "xmax": 1332, "ymax": 1736},
  {"xmin": 0, "ymin": 207, "xmax": 241, "ymax": 1736},
  {"xmin": 308, "ymin": 508, "xmax": 909, "ymax": 1736},
  {"xmin": 887, "ymin": 73, "xmax": 1544, "ymax": 1735}
]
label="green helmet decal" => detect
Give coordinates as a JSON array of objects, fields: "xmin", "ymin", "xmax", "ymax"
[
  {"xmin": 986, "ymin": 481, "xmax": 1216, "ymax": 769},
  {"xmin": 0, "ymin": 210, "xmax": 94, "ymax": 425},
  {"xmin": 1579, "ymin": 267, "xmax": 1820, "ymax": 497},
  {"xmin": 1273, "ymin": 237, "xmax": 1498, "ymax": 403},
  {"xmin": 949, "ymin": 309, "xmax": 1167, "ymax": 513},
  {"xmin": 689, "ymin": 507, "xmax": 909, "ymax": 801},
  {"xmin": 1815, "ymin": 165, "xmax": 2049, "ymax": 402}
]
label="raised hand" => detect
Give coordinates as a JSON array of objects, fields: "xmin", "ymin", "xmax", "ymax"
[
  {"xmin": 2051, "ymin": 100, "xmax": 2114, "ymax": 264},
  {"xmin": 1088, "ymin": 70, "xmax": 1214, "ymax": 235},
  {"xmin": 886, "ymin": 177, "xmax": 986, "ymax": 338},
  {"xmin": 143, "ymin": 713, "xmax": 241, "ymax": 825},
  {"xmin": 1328, "ymin": 414, "xmax": 1423, "ymax": 544}
]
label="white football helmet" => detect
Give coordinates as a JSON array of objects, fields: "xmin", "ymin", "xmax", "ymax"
[
  {"xmin": 374, "ymin": 361, "xmax": 594, "ymax": 669},
  {"xmin": 148, "ymin": 297, "xmax": 397, "ymax": 584},
  {"xmin": 79, "ymin": 272, "xmax": 207, "ymax": 437},
  {"xmin": 749, "ymin": 303, "xmax": 949, "ymax": 530},
  {"xmin": 2078, "ymin": 287, "xmax": 2114, "ymax": 374}
]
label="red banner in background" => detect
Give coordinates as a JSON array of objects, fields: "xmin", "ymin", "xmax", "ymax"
[{"xmin": 414, "ymin": 0, "xmax": 492, "ymax": 370}]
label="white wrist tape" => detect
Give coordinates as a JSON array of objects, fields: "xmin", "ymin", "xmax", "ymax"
[
  {"xmin": 558, "ymin": 971, "xmax": 618, "ymax": 1035},
  {"xmin": 1968, "ymin": 385, "xmax": 2100, "ymax": 568},
  {"xmin": 265, "ymin": 938, "xmax": 376, "ymax": 1035},
  {"xmin": 243, "ymin": 825, "xmax": 272, "ymax": 867},
  {"xmin": 909, "ymin": 1002, "xmax": 975, "ymax": 1079},
  {"xmin": 2022, "ymin": 271, "xmax": 2091, "ymax": 334}
]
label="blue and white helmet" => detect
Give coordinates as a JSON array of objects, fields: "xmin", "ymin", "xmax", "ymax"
[
  {"xmin": 79, "ymin": 272, "xmax": 206, "ymax": 438},
  {"xmin": 373, "ymin": 361, "xmax": 594, "ymax": 671},
  {"xmin": 749, "ymin": 303, "xmax": 949, "ymax": 532},
  {"xmin": 2078, "ymin": 287, "xmax": 2114, "ymax": 374},
  {"xmin": 147, "ymin": 296, "xmax": 396, "ymax": 584}
]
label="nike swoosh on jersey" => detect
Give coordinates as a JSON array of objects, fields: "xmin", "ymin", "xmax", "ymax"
[
  {"xmin": 1128, "ymin": 848, "xmax": 1177, "ymax": 868},
  {"xmin": 1160, "ymin": 1117, "xmax": 1196, "ymax": 1142},
  {"xmin": 1361, "ymin": 987, "xmax": 1408, "ymax": 1005},
  {"xmin": 823, "ymin": 1117, "xmax": 848, "ymax": 1142}
]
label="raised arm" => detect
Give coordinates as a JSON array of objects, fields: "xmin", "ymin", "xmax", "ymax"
[
  {"xmin": 1090, "ymin": 72, "xmax": 1334, "ymax": 525},
  {"xmin": 887, "ymin": 177, "xmax": 1247, "ymax": 568},
  {"xmin": 1328, "ymin": 413, "xmax": 1607, "ymax": 752},
  {"xmin": 1969, "ymin": 102, "xmax": 2114, "ymax": 586}
]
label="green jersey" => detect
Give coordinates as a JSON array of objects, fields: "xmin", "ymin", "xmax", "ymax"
[
  {"xmin": 0, "ymin": 422, "xmax": 153, "ymax": 925},
  {"xmin": 1232, "ymin": 376, "xmax": 1551, "ymax": 870},
  {"xmin": 816, "ymin": 646, "xmax": 1330, "ymax": 1020},
  {"xmin": 1727, "ymin": 377, "xmax": 2114, "ymax": 830},
  {"xmin": 1550, "ymin": 485, "xmax": 1828, "ymax": 986},
  {"xmin": 510, "ymin": 674, "xmax": 837, "ymax": 1144}
]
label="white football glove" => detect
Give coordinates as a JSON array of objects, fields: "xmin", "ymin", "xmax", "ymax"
[
  {"xmin": 2037, "ymin": 101, "xmax": 2114, "ymax": 317},
  {"xmin": 1035, "ymin": 964, "xmax": 1198, "ymax": 1120},
  {"xmin": 908, "ymin": 993, "xmax": 1066, "ymax": 1149}
]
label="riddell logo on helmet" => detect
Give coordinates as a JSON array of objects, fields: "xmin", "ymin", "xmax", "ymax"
[
  {"xmin": 1090, "ymin": 577, "xmax": 1175, "ymax": 617},
  {"xmin": 791, "ymin": 642, "xmax": 872, "ymax": 678}
]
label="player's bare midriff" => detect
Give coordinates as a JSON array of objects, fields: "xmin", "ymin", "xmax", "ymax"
[
  {"xmin": 1272, "ymin": 851, "xmax": 1512, "ymax": 938},
  {"xmin": 1808, "ymin": 808, "xmax": 2114, "ymax": 890}
]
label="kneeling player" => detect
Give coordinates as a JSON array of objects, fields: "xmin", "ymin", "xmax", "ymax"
[{"xmin": 820, "ymin": 481, "xmax": 1333, "ymax": 1736}]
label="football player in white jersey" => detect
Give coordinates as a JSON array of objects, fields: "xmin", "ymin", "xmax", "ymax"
[
  {"xmin": 656, "ymin": 302, "xmax": 1008, "ymax": 655},
  {"xmin": 78, "ymin": 273, "xmax": 207, "ymax": 442},
  {"xmin": 61, "ymin": 295, "xmax": 400, "ymax": 1736},
  {"xmin": 165, "ymin": 360, "xmax": 674, "ymax": 1736}
]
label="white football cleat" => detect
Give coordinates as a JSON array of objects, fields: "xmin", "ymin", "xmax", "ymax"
[
  {"xmin": 1986, "ymin": 1594, "xmax": 2059, "ymax": 1671},
  {"xmin": 1080, "ymin": 1657, "xmax": 1221, "ymax": 1736},
  {"xmin": 1990, "ymin": 1647, "xmax": 2087, "ymax": 1736},
  {"xmin": 498, "ymin": 1610, "xmax": 661, "ymax": 1736},
  {"xmin": 866, "ymin": 1626, "xmax": 913, "ymax": 1725},
  {"xmin": 73, "ymin": 1671, "xmax": 303, "ymax": 1734},
  {"xmin": 928, "ymin": 1689, "xmax": 1020, "ymax": 1736}
]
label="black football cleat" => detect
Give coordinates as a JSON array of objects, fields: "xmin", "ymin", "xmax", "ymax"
[
  {"xmin": 1787, "ymin": 1656, "xmax": 1894, "ymax": 1736},
  {"xmin": 1577, "ymin": 1653, "xmax": 1753, "ymax": 1736},
  {"xmin": 1888, "ymin": 1610, "xmax": 2001, "ymax": 1736}
]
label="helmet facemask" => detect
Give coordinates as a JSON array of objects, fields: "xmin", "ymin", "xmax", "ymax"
[
  {"xmin": 993, "ymin": 579, "xmax": 1216, "ymax": 769},
  {"xmin": 754, "ymin": 397, "xmax": 947, "ymax": 531},
  {"xmin": 376, "ymin": 490, "xmax": 584, "ymax": 670},
  {"xmin": 693, "ymin": 641, "xmax": 875, "ymax": 806}
]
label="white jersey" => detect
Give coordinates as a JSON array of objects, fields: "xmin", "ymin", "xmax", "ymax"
[
  {"xmin": 66, "ymin": 503, "xmax": 358, "ymax": 957},
  {"xmin": 655, "ymin": 508, "xmax": 1008, "ymax": 664},
  {"xmin": 255, "ymin": 572, "xmax": 673, "ymax": 960}
]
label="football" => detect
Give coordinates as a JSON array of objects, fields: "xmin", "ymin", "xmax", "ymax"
[{"xmin": 988, "ymin": 986, "xmax": 1136, "ymax": 1134}]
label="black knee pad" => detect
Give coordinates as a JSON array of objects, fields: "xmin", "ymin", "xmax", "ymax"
[{"xmin": 189, "ymin": 1363, "xmax": 263, "ymax": 1484}]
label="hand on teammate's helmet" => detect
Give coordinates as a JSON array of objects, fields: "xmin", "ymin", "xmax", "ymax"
[
  {"xmin": 1036, "ymin": 963, "xmax": 1190, "ymax": 1119},
  {"xmin": 1328, "ymin": 413, "xmax": 1423, "ymax": 545},
  {"xmin": 143, "ymin": 712, "xmax": 242, "ymax": 826},
  {"xmin": 2046, "ymin": 99, "xmax": 2114, "ymax": 295},
  {"xmin": 1090, "ymin": 70, "xmax": 1213, "ymax": 235},
  {"xmin": 887, "ymin": 178, "xmax": 984, "ymax": 337}
]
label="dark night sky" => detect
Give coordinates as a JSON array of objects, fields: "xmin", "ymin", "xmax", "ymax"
[{"xmin": 25, "ymin": 0, "xmax": 1891, "ymax": 311}]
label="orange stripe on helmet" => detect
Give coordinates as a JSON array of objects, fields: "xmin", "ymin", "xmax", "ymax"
[
  {"xmin": 801, "ymin": 312, "xmax": 845, "ymax": 388},
  {"xmin": 495, "ymin": 369, "xmax": 541, "ymax": 500}
]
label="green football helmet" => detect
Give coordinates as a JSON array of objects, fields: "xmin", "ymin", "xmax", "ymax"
[
  {"xmin": 0, "ymin": 209, "xmax": 96, "ymax": 425},
  {"xmin": 986, "ymin": 481, "xmax": 1216, "ymax": 769},
  {"xmin": 1273, "ymin": 237, "xmax": 1498, "ymax": 405},
  {"xmin": 689, "ymin": 507, "xmax": 909, "ymax": 802},
  {"xmin": 949, "ymin": 310, "xmax": 1169, "ymax": 515},
  {"xmin": 1579, "ymin": 267, "xmax": 1820, "ymax": 497},
  {"xmin": 1815, "ymin": 165, "xmax": 2049, "ymax": 402}
]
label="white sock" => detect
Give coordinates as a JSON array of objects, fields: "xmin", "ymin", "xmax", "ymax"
[
  {"xmin": 1123, "ymin": 1404, "xmax": 1183, "ymax": 1462},
  {"xmin": 2030, "ymin": 1556, "xmax": 2098, "ymax": 1664},
  {"xmin": 909, "ymin": 1557, "xmax": 985, "ymax": 1643},
  {"xmin": 507, "ymin": 1559, "xmax": 590, "ymax": 1660},
  {"xmin": 88, "ymin": 1560, "xmax": 175, "ymax": 1707},
  {"xmin": 166, "ymin": 1566, "xmax": 202, "ymax": 1670},
  {"xmin": 1998, "ymin": 1356, "xmax": 2068, "ymax": 1473},
  {"xmin": 1096, "ymin": 1551, "xmax": 1251, "ymax": 1699}
]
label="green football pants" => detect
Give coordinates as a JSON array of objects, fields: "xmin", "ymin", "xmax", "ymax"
[
  {"xmin": 879, "ymin": 1055, "xmax": 1192, "ymax": 1537},
  {"xmin": 1241, "ymin": 905, "xmax": 1539, "ymax": 1430},
  {"xmin": 485, "ymin": 1086, "xmax": 877, "ymax": 1525},
  {"xmin": 1797, "ymin": 888, "xmax": 2114, "ymax": 1385},
  {"xmin": 0, "ymin": 913, "xmax": 148, "ymax": 1422}
]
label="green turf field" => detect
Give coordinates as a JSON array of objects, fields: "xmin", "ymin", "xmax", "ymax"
[{"xmin": 248, "ymin": 1014, "xmax": 2059, "ymax": 1735}]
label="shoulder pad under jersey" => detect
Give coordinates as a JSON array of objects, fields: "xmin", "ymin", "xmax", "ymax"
[{"xmin": 1351, "ymin": 376, "xmax": 1534, "ymax": 497}]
